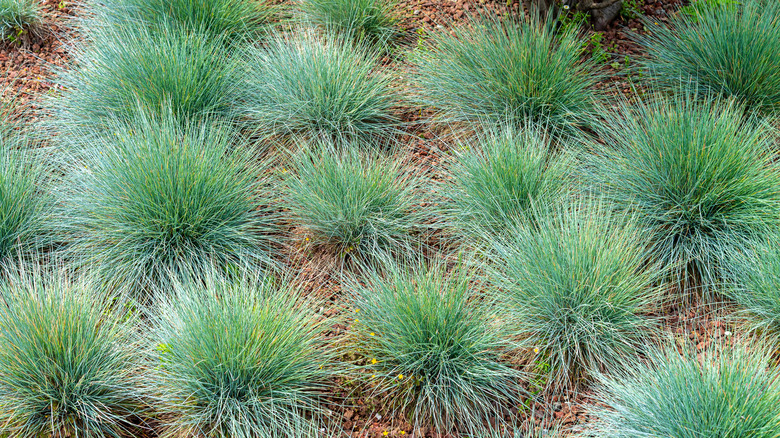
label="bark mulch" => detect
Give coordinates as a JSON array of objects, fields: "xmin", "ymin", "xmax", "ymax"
[{"xmin": 2, "ymin": 1, "xmax": 731, "ymax": 437}]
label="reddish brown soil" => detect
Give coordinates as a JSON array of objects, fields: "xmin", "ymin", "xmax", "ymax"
[
  {"xmin": 3, "ymin": 1, "xmax": 733, "ymax": 437},
  {"xmin": 0, "ymin": 0, "xmax": 75, "ymax": 112}
]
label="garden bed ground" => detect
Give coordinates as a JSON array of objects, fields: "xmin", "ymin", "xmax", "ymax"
[
  {"xmin": 1, "ymin": 1, "xmax": 732, "ymax": 437},
  {"xmin": 0, "ymin": 0, "xmax": 73, "ymax": 111}
]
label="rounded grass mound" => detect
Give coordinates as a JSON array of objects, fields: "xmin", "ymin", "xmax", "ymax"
[
  {"xmin": 728, "ymin": 235, "xmax": 780, "ymax": 338},
  {"xmin": 586, "ymin": 95, "xmax": 780, "ymax": 300},
  {"xmin": 54, "ymin": 20, "xmax": 243, "ymax": 138},
  {"xmin": 285, "ymin": 141, "xmax": 429, "ymax": 263},
  {"xmin": 351, "ymin": 261, "xmax": 521, "ymax": 432},
  {"xmin": 298, "ymin": 0, "xmax": 399, "ymax": 49},
  {"xmin": 486, "ymin": 202, "xmax": 658, "ymax": 391},
  {"xmin": 447, "ymin": 126, "xmax": 572, "ymax": 240},
  {"xmin": 244, "ymin": 32, "xmax": 400, "ymax": 144},
  {"xmin": 69, "ymin": 111, "xmax": 277, "ymax": 297},
  {"xmin": 589, "ymin": 343, "xmax": 780, "ymax": 438},
  {"xmin": 414, "ymin": 14, "xmax": 600, "ymax": 138},
  {"xmin": 150, "ymin": 274, "xmax": 335, "ymax": 438},
  {"xmin": 95, "ymin": 0, "xmax": 277, "ymax": 42},
  {"xmin": 642, "ymin": 0, "xmax": 780, "ymax": 116},
  {"xmin": 0, "ymin": 0, "xmax": 41, "ymax": 38},
  {"xmin": 0, "ymin": 270, "xmax": 146, "ymax": 437},
  {"xmin": 0, "ymin": 115, "xmax": 53, "ymax": 267}
]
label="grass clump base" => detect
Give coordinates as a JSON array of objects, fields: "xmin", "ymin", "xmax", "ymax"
[
  {"xmin": 0, "ymin": 268, "xmax": 146, "ymax": 437},
  {"xmin": 589, "ymin": 342, "xmax": 780, "ymax": 438},
  {"xmin": 486, "ymin": 202, "xmax": 658, "ymax": 391},
  {"xmin": 150, "ymin": 273, "xmax": 336, "ymax": 438},
  {"xmin": 0, "ymin": 0, "xmax": 41, "ymax": 40},
  {"xmin": 350, "ymin": 261, "xmax": 522, "ymax": 433}
]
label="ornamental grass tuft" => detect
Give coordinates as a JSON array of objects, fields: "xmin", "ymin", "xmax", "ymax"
[
  {"xmin": 641, "ymin": 0, "xmax": 780, "ymax": 115},
  {"xmin": 446, "ymin": 125, "xmax": 573, "ymax": 241},
  {"xmin": 150, "ymin": 273, "xmax": 336, "ymax": 438},
  {"xmin": 585, "ymin": 94, "xmax": 780, "ymax": 301},
  {"xmin": 0, "ymin": 0, "xmax": 41, "ymax": 39},
  {"xmin": 53, "ymin": 20, "xmax": 243, "ymax": 140},
  {"xmin": 285, "ymin": 140, "xmax": 429, "ymax": 263},
  {"xmin": 243, "ymin": 31, "xmax": 400, "ymax": 144},
  {"xmin": 414, "ymin": 14, "xmax": 601, "ymax": 138},
  {"xmin": 67, "ymin": 110, "xmax": 278, "ymax": 298},
  {"xmin": 298, "ymin": 0, "xmax": 399, "ymax": 49},
  {"xmin": 350, "ymin": 261, "xmax": 522, "ymax": 432},
  {"xmin": 727, "ymin": 234, "xmax": 780, "ymax": 339},
  {"xmin": 589, "ymin": 342, "xmax": 780, "ymax": 438},
  {"xmin": 94, "ymin": 0, "xmax": 277, "ymax": 43},
  {"xmin": 0, "ymin": 106, "xmax": 54, "ymax": 268},
  {"xmin": 485, "ymin": 201, "xmax": 658, "ymax": 391},
  {"xmin": 0, "ymin": 268, "xmax": 147, "ymax": 437}
]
